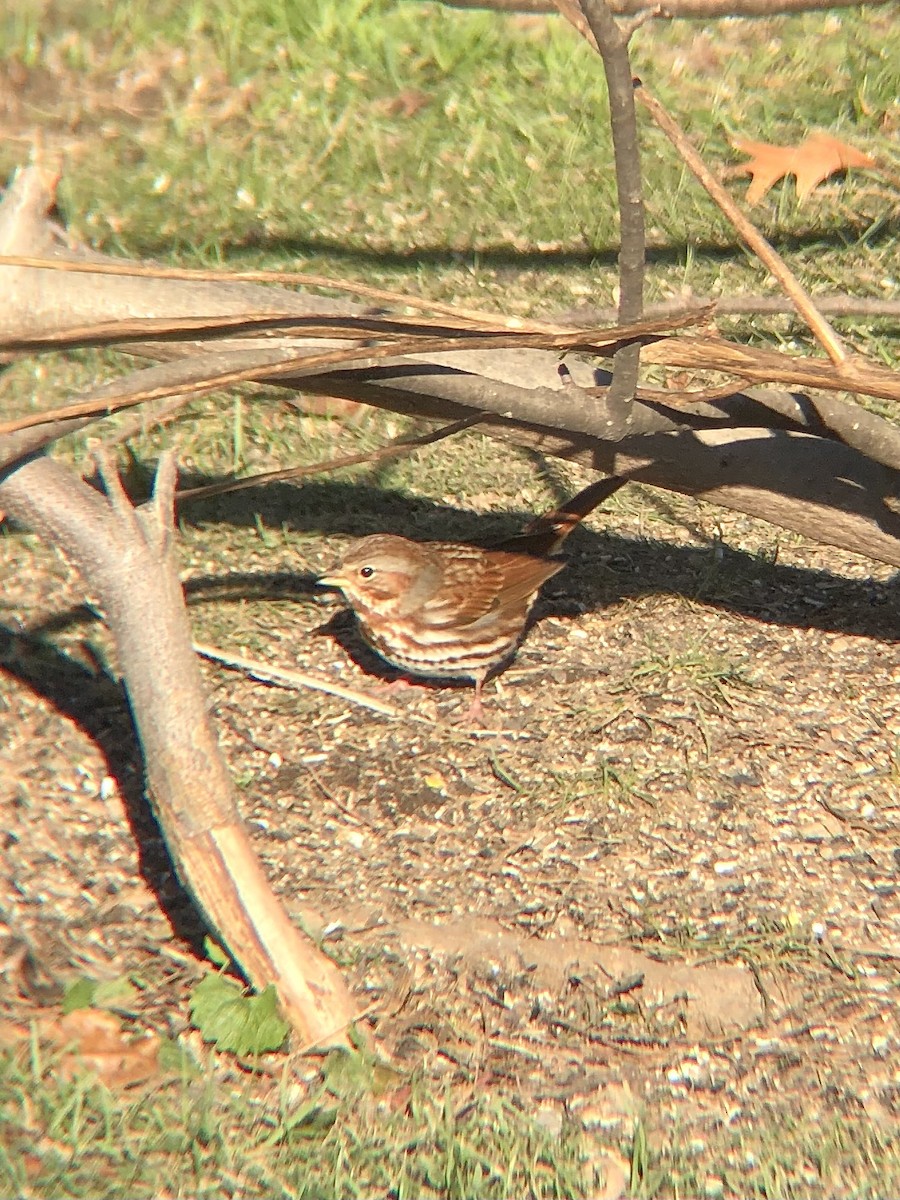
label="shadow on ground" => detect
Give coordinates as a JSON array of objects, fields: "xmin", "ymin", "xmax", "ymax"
[
  {"xmin": 0, "ymin": 628, "xmax": 207, "ymax": 956},
  {"xmin": 133, "ymin": 217, "xmax": 900, "ymax": 276},
  {"xmin": 177, "ymin": 474, "xmax": 899, "ymax": 638},
  {"xmin": 15, "ymin": 472, "xmax": 900, "ymax": 649}
]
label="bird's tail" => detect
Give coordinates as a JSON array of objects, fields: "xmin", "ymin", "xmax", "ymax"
[{"xmin": 493, "ymin": 475, "xmax": 628, "ymax": 557}]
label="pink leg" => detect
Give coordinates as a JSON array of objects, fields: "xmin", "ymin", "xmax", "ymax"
[{"xmin": 461, "ymin": 675, "xmax": 487, "ymax": 725}]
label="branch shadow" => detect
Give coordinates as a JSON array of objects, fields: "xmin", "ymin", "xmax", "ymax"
[
  {"xmin": 133, "ymin": 216, "xmax": 900, "ymax": 275},
  {"xmin": 0, "ymin": 629, "xmax": 208, "ymax": 956},
  {"xmin": 25, "ymin": 472, "xmax": 899, "ymax": 648},
  {"xmin": 176, "ymin": 473, "xmax": 898, "ymax": 640}
]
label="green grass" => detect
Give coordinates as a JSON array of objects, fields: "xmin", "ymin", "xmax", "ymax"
[
  {"xmin": 2, "ymin": 0, "xmax": 897, "ymax": 322},
  {"xmin": 0, "ymin": 1039, "xmax": 608, "ymax": 1198},
  {"xmin": 4, "ymin": 1035, "xmax": 899, "ymax": 1198},
  {"xmin": 633, "ymin": 1112, "xmax": 900, "ymax": 1199}
]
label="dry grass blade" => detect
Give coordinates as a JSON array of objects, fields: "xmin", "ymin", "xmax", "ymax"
[
  {"xmin": 573, "ymin": 295, "xmax": 900, "ymax": 321},
  {"xmin": 176, "ymin": 416, "xmax": 484, "ymax": 502},
  {"xmin": 193, "ymin": 642, "xmax": 402, "ymax": 718}
]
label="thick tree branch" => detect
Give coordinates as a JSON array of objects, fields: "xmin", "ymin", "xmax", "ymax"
[
  {"xmin": 291, "ymin": 369, "xmax": 900, "ymax": 566},
  {"xmin": 2, "ymin": 166, "xmax": 899, "ymax": 566},
  {"xmin": 0, "ymin": 450, "xmax": 358, "ymax": 1047},
  {"xmin": 4, "ymin": 315, "xmax": 899, "ymax": 563}
]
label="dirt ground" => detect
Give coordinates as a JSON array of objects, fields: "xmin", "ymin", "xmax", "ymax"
[{"xmin": 2, "ymin": 462, "xmax": 899, "ymax": 1175}]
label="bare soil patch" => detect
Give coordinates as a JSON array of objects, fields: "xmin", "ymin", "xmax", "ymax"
[{"xmin": 3, "ymin": 469, "xmax": 898, "ymax": 1168}]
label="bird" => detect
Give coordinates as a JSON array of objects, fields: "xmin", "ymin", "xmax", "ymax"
[{"xmin": 316, "ymin": 475, "xmax": 626, "ymax": 721}]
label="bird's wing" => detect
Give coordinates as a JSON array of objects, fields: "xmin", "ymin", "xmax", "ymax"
[
  {"xmin": 424, "ymin": 551, "xmax": 562, "ymax": 628},
  {"xmin": 486, "ymin": 552, "xmax": 564, "ymax": 613}
]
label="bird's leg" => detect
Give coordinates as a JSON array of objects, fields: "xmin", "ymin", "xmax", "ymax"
[{"xmin": 461, "ymin": 673, "xmax": 488, "ymax": 726}]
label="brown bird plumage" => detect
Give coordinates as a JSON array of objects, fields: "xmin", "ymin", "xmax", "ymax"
[{"xmin": 317, "ymin": 476, "xmax": 625, "ymax": 719}]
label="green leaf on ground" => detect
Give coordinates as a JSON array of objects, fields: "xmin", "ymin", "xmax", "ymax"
[
  {"xmin": 188, "ymin": 975, "xmax": 289, "ymax": 1055},
  {"xmin": 62, "ymin": 975, "xmax": 138, "ymax": 1015},
  {"xmin": 62, "ymin": 977, "xmax": 98, "ymax": 1014}
]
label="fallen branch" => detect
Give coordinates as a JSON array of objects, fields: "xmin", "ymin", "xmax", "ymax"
[
  {"xmin": 4, "ymin": 306, "xmax": 899, "ymax": 564},
  {"xmin": 0, "ymin": 308, "xmax": 706, "ymax": 439},
  {"xmin": 0, "ymin": 449, "xmax": 358, "ymax": 1047},
  {"xmin": 8, "ymin": 251, "xmax": 898, "ymax": 324},
  {"xmin": 3, "ymin": 304, "xmax": 898, "ymax": 436},
  {"xmin": 2, "ymin": 170, "xmax": 899, "ymax": 563},
  {"xmin": 0, "ymin": 251, "xmax": 567, "ymax": 333},
  {"xmin": 288, "ymin": 367, "xmax": 900, "ymax": 567}
]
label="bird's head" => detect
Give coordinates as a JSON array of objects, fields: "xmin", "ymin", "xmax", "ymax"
[{"xmin": 317, "ymin": 534, "xmax": 441, "ymax": 617}]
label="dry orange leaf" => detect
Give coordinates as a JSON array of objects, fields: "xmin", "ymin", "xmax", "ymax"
[
  {"xmin": 53, "ymin": 1009, "xmax": 161, "ymax": 1088},
  {"xmin": 0, "ymin": 1009, "xmax": 161, "ymax": 1089},
  {"xmin": 731, "ymin": 132, "xmax": 877, "ymax": 205}
]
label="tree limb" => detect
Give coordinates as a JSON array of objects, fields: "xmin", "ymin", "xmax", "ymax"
[
  {"xmin": 2, "ymin": 166, "xmax": 899, "ymax": 565},
  {"xmin": 288, "ymin": 367, "xmax": 900, "ymax": 565},
  {"xmin": 0, "ymin": 449, "xmax": 358, "ymax": 1047}
]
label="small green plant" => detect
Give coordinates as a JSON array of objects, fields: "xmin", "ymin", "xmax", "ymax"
[
  {"xmin": 187, "ymin": 939, "xmax": 289, "ymax": 1055},
  {"xmin": 188, "ymin": 975, "xmax": 289, "ymax": 1055},
  {"xmin": 62, "ymin": 974, "xmax": 140, "ymax": 1014}
]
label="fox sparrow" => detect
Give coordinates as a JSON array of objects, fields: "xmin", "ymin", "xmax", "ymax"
[{"xmin": 317, "ymin": 476, "xmax": 625, "ymax": 719}]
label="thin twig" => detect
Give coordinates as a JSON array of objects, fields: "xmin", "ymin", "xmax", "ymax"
[
  {"xmin": 175, "ymin": 415, "xmax": 484, "ymax": 502},
  {"xmin": 566, "ymin": 0, "xmax": 647, "ymax": 420},
  {"xmin": 618, "ymin": 4, "xmax": 662, "ymax": 38},
  {"xmin": 193, "ymin": 641, "xmax": 401, "ymax": 718},
  {"xmin": 634, "ymin": 82, "xmax": 849, "ymax": 366}
]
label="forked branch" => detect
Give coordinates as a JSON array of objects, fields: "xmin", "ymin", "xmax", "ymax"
[{"xmin": 0, "ymin": 448, "xmax": 358, "ymax": 1047}]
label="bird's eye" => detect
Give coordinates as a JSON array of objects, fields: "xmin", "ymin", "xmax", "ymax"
[{"xmin": 359, "ymin": 565, "xmax": 375, "ymax": 579}]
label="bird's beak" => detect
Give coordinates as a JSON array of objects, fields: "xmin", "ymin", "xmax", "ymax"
[{"xmin": 316, "ymin": 571, "xmax": 346, "ymax": 589}]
